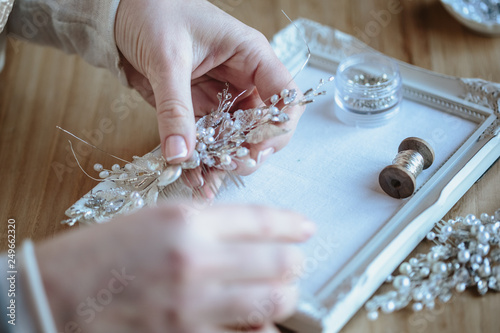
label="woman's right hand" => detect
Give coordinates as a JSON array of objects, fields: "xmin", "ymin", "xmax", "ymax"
[{"xmin": 35, "ymin": 204, "xmax": 315, "ymax": 333}]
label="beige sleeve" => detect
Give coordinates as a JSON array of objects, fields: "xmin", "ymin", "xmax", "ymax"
[
  {"xmin": 4, "ymin": 0, "xmax": 127, "ymax": 85},
  {"xmin": 0, "ymin": 0, "xmax": 15, "ymax": 71}
]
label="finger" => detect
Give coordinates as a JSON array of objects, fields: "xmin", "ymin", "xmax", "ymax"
[
  {"xmin": 198, "ymin": 283, "xmax": 298, "ymax": 326},
  {"xmin": 189, "ymin": 243, "xmax": 304, "ymax": 282},
  {"xmin": 192, "ymin": 205, "xmax": 316, "ymax": 242},
  {"xmin": 221, "ymin": 323, "xmax": 279, "ymax": 333},
  {"xmin": 150, "ymin": 46, "xmax": 196, "ymax": 163}
]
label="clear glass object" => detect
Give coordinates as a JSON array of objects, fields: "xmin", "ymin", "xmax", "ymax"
[{"xmin": 334, "ymin": 53, "xmax": 403, "ymax": 128}]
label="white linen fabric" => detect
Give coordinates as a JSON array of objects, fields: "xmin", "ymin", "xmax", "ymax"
[{"xmin": 217, "ymin": 66, "xmax": 478, "ymax": 294}]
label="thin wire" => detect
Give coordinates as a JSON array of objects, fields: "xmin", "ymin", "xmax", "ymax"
[
  {"xmin": 57, "ymin": 126, "xmax": 134, "ymax": 166},
  {"xmin": 282, "ymin": 10, "xmax": 311, "ymax": 82},
  {"xmin": 68, "ymin": 141, "xmax": 104, "ymax": 182}
]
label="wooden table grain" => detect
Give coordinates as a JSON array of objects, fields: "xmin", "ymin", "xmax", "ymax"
[{"xmin": 0, "ymin": 0, "xmax": 499, "ymax": 332}]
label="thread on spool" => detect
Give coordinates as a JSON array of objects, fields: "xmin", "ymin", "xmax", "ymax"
[
  {"xmin": 379, "ymin": 137, "xmax": 435, "ymax": 199},
  {"xmin": 392, "ymin": 150, "xmax": 425, "ymax": 179}
]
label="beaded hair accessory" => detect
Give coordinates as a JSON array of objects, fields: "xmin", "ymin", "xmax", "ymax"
[
  {"xmin": 62, "ymin": 80, "xmax": 331, "ymax": 226},
  {"xmin": 365, "ymin": 209, "xmax": 500, "ymax": 320}
]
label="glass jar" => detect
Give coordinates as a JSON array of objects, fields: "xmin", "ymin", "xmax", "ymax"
[{"xmin": 334, "ymin": 53, "xmax": 403, "ymax": 128}]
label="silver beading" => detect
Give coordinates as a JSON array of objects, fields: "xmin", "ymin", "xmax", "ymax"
[
  {"xmin": 365, "ymin": 209, "xmax": 500, "ymax": 320},
  {"xmin": 63, "ymin": 80, "xmax": 331, "ymax": 226}
]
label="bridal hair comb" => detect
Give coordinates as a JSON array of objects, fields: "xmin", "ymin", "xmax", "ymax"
[{"xmin": 62, "ymin": 79, "xmax": 332, "ymax": 226}]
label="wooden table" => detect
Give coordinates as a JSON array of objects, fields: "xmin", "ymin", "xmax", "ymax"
[{"xmin": 0, "ymin": 0, "xmax": 499, "ymax": 332}]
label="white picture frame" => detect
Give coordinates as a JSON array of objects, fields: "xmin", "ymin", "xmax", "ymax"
[{"xmin": 271, "ymin": 19, "xmax": 500, "ymax": 333}]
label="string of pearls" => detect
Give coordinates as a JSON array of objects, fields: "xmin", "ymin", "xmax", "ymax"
[{"xmin": 365, "ymin": 209, "xmax": 500, "ymax": 320}]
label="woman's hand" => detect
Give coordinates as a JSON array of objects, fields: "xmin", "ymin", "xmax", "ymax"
[
  {"xmin": 35, "ymin": 205, "xmax": 315, "ymax": 333},
  {"xmin": 115, "ymin": 0, "xmax": 304, "ymax": 177}
]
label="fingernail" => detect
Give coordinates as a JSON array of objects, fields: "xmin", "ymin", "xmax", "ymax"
[
  {"xmin": 301, "ymin": 220, "xmax": 317, "ymax": 237},
  {"xmin": 257, "ymin": 147, "xmax": 275, "ymax": 164},
  {"xmin": 164, "ymin": 135, "xmax": 188, "ymax": 162}
]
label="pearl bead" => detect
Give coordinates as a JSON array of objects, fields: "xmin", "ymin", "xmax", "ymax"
[
  {"xmin": 480, "ymin": 213, "xmax": 490, "ymax": 222},
  {"xmin": 393, "ymin": 275, "xmax": 411, "ymax": 291},
  {"xmin": 381, "ymin": 300, "xmax": 395, "ymax": 314},
  {"xmin": 409, "ymin": 258, "xmax": 419, "ymax": 267},
  {"xmin": 236, "ymin": 147, "xmax": 249, "ymax": 158},
  {"xmin": 99, "ymin": 171, "xmax": 110, "ymax": 179},
  {"xmin": 465, "ymin": 214, "xmax": 476, "ymax": 225},
  {"xmin": 426, "ymin": 232, "xmax": 436, "ymax": 240},
  {"xmin": 432, "ymin": 262, "xmax": 447, "ymax": 275},
  {"xmin": 425, "ymin": 300, "xmax": 435, "ymax": 310},
  {"xmin": 206, "ymin": 137, "xmax": 215, "ymax": 144},
  {"xmin": 420, "ymin": 267, "xmax": 430, "ymax": 277},
  {"xmin": 125, "ymin": 164, "xmax": 133, "ymax": 171},
  {"xmin": 442, "ymin": 225, "xmax": 453, "ymax": 236},
  {"xmin": 112, "ymin": 164, "xmax": 120, "ymax": 172},
  {"xmin": 245, "ymin": 159, "xmax": 257, "ymax": 168},
  {"xmin": 197, "ymin": 142, "xmax": 207, "ymax": 151},
  {"xmin": 470, "ymin": 254, "xmax": 483, "ymax": 265},
  {"xmin": 119, "ymin": 173, "xmax": 128, "ymax": 180},
  {"xmin": 412, "ymin": 288, "xmax": 424, "ymax": 301},
  {"xmin": 477, "ymin": 243, "xmax": 490, "ymax": 257},
  {"xmin": 280, "ymin": 89, "xmax": 289, "ymax": 98},
  {"xmin": 367, "ymin": 311, "xmax": 379, "ymax": 321},
  {"xmin": 220, "ymin": 154, "xmax": 232, "ymax": 166},
  {"xmin": 471, "ymin": 224, "xmax": 485, "ymax": 235},
  {"xmin": 458, "ymin": 249, "xmax": 471, "ymax": 263},
  {"xmin": 412, "ymin": 302, "xmax": 423, "ymax": 312},
  {"xmin": 456, "ymin": 283, "xmax": 467, "ymax": 293},
  {"xmin": 477, "ymin": 231, "xmax": 491, "ymax": 244},
  {"xmin": 93, "ymin": 163, "xmax": 103, "ymax": 172},
  {"xmin": 427, "ymin": 251, "xmax": 439, "ymax": 262},
  {"xmin": 206, "ymin": 127, "xmax": 215, "ymax": 137},
  {"xmin": 399, "ymin": 263, "xmax": 412, "ymax": 275}
]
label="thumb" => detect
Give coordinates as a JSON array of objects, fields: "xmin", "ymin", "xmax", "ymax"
[{"xmin": 151, "ymin": 57, "xmax": 196, "ymax": 163}]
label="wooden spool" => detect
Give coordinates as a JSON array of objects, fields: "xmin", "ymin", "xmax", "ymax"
[{"xmin": 379, "ymin": 137, "xmax": 435, "ymax": 199}]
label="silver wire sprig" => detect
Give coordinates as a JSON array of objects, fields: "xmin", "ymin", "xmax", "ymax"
[{"xmin": 62, "ymin": 79, "xmax": 332, "ymax": 226}]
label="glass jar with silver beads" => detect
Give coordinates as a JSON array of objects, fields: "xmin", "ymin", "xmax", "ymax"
[{"xmin": 334, "ymin": 52, "xmax": 403, "ymax": 128}]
